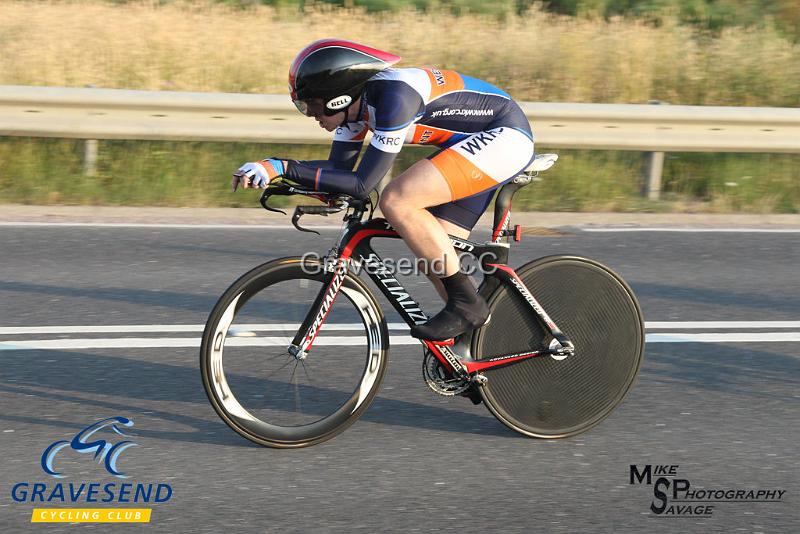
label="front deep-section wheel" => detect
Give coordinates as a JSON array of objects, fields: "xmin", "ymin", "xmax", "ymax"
[
  {"xmin": 472, "ymin": 255, "xmax": 644, "ymax": 438},
  {"xmin": 200, "ymin": 257, "xmax": 389, "ymax": 448}
]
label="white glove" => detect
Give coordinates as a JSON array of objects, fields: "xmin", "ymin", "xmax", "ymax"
[{"xmin": 232, "ymin": 159, "xmax": 286, "ymax": 191}]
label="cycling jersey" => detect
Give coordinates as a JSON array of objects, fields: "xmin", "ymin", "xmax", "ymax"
[{"xmin": 284, "ymin": 67, "xmax": 534, "ymax": 229}]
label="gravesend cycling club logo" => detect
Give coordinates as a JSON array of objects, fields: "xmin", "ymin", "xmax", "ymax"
[
  {"xmin": 10, "ymin": 416, "xmax": 173, "ymax": 524},
  {"xmin": 629, "ymin": 464, "xmax": 786, "ymax": 517},
  {"xmin": 41, "ymin": 416, "xmax": 137, "ymax": 478}
]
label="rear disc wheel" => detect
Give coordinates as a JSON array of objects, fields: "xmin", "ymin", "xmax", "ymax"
[{"xmin": 472, "ymin": 255, "xmax": 644, "ymax": 438}]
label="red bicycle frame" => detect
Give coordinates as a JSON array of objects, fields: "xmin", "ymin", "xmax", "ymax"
[{"xmin": 288, "ymin": 217, "xmax": 575, "ymax": 376}]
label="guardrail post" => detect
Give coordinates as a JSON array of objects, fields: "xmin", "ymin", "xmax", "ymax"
[
  {"xmin": 81, "ymin": 85, "xmax": 99, "ymax": 177},
  {"xmin": 644, "ymin": 150, "xmax": 665, "ymax": 201},
  {"xmin": 83, "ymin": 139, "xmax": 98, "ymax": 177},
  {"xmin": 643, "ymin": 100, "xmax": 666, "ymax": 200}
]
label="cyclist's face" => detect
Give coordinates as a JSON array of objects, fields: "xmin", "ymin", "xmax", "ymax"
[{"xmin": 316, "ymin": 111, "xmax": 344, "ymax": 132}]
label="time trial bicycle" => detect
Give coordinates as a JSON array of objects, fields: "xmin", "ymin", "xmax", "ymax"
[{"xmin": 200, "ymin": 154, "xmax": 645, "ymax": 448}]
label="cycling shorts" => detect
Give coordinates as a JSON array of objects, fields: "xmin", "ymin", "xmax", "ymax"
[{"xmin": 426, "ymin": 126, "xmax": 534, "ymax": 230}]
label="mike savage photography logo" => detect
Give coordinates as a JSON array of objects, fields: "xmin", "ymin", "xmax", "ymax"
[
  {"xmin": 10, "ymin": 416, "xmax": 173, "ymax": 524},
  {"xmin": 629, "ymin": 464, "xmax": 786, "ymax": 518}
]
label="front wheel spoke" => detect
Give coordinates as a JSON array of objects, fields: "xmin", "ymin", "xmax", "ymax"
[
  {"xmin": 291, "ymin": 362, "xmax": 303, "ymax": 414},
  {"xmin": 299, "ymin": 360, "xmax": 313, "ymax": 385},
  {"xmin": 264, "ymin": 356, "xmax": 294, "ymax": 378},
  {"xmin": 263, "ymin": 339, "xmax": 294, "ymax": 359}
]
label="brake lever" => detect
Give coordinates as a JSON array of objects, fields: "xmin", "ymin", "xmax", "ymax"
[
  {"xmin": 291, "ymin": 206, "xmax": 322, "ymax": 235},
  {"xmin": 259, "ymin": 187, "xmax": 287, "ymax": 215}
]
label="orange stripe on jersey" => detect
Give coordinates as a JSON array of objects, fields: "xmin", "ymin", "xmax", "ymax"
[
  {"xmin": 410, "ymin": 125, "xmax": 454, "ymax": 146},
  {"xmin": 424, "ymin": 68, "xmax": 464, "ymax": 101},
  {"xmin": 429, "ymin": 148, "xmax": 498, "ymax": 200}
]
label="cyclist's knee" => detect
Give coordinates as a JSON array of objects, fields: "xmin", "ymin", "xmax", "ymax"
[
  {"xmin": 377, "ymin": 189, "xmax": 397, "ymax": 218},
  {"xmin": 378, "ymin": 187, "xmax": 413, "ymax": 220}
]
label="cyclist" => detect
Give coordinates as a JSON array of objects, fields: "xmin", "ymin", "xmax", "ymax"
[{"xmin": 232, "ymin": 39, "xmax": 534, "ymax": 341}]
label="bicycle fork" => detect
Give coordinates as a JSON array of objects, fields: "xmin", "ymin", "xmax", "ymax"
[{"xmin": 288, "ymin": 257, "xmax": 350, "ymax": 360}]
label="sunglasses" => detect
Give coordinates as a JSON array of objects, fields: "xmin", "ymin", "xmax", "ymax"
[{"xmin": 293, "ymin": 99, "xmax": 343, "ymax": 117}]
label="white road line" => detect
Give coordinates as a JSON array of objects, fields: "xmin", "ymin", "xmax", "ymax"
[
  {"xmin": 582, "ymin": 228, "xmax": 800, "ymax": 233},
  {"xmin": 647, "ymin": 332, "xmax": 800, "ymax": 343},
  {"xmin": 0, "ymin": 222, "xmax": 344, "ymax": 230},
  {"xmin": 0, "ymin": 323, "xmax": 411, "ymax": 335},
  {"xmin": 0, "ymin": 325, "xmax": 205, "ymax": 334},
  {"xmin": 1, "ymin": 321, "xmax": 798, "ymax": 336},
  {"xmin": 3, "ymin": 222, "xmax": 799, "ymax": 233},
  {"xmin": 0, "ymin": 336, "xmax": 415, "ymax": 350},
  {"xmin": 1, "ymin": 332, "xmax": 799, "ymax": 351},
  {"xmin": 646, "ymin": 321, "xmax": 800, "ymax": 329}
]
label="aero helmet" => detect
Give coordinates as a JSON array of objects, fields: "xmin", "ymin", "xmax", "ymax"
[{"xmin": 289, "ymin": 39, "xmax": 401, "ymax": 116}]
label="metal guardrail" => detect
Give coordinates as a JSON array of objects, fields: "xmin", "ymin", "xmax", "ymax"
[
  {"xmin": 2, "ymin": 85, "xmax": 799, "ymax": 198},
  {"xmin": 2, "ymin": 85, "xmax": 799, "ymax": 151}
]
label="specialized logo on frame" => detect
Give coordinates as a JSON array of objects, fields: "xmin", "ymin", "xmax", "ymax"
[{"xmin": 10, "ymin": 417, "xmax": 173, "ymax": 523}]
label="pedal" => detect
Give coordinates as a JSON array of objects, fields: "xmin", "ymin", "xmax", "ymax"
[
  {"xmin": 470, "ymin": 373, "xmax": 488, "ymax": 386},
  {"xmin": 500, "ymin": 225, "xmax": 523, "ymax": 242}
]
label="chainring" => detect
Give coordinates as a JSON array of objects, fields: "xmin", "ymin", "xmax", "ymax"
[{"xmin": 422, "ymin": 349, "xmax": 471, "ymax": 396}]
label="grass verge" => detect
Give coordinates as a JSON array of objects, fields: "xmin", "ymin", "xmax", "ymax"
[
  {"xmin": 1, "ymin": 138, "xmax": 797, "ymax": 213},
  {"xmin": 0, "ymin": 1, "xmax": 798, "ymax": 107}
]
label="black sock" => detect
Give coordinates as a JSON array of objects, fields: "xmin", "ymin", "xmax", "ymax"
[
  {"xmin": 440, "ymin": 271, "xmax": 479, "ymax": 305},
  {"xmin": 410, "ymin": 271, "xmax": 488, "ymax": 340}
]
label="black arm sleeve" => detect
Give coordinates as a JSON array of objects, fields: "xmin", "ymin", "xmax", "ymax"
[
  {"xmin": 293, "ymin": 140, "xmax": 362, "ymax": 172},
  {"xmin": 284, "ymin": 144, "xmax": 396, "ymax": 199}
]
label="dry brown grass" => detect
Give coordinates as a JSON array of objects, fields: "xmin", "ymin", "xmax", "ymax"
[{"xmin": 1, "ymin": 1, "xmax": 798, "ymax": 106}]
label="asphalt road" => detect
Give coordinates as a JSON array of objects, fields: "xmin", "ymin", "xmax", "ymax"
[{"xmin": 0, "ymin": 224, "xmax": 798, "ymax": 533}]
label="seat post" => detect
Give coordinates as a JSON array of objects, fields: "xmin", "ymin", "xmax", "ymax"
[{"xmin": 492, "ymin": 173, "xmax": 532, "ymax": 243}]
